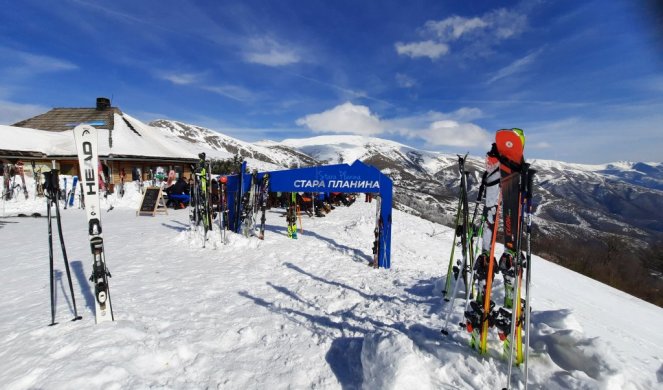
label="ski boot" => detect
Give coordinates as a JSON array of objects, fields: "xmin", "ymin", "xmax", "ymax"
[
  {"xmin": 463, "ymin": 300, "xmax": 496, "ymax": 349},
  {"xmin": 473, "ymin": 252, "xmax": 497, "ymax": 304},
  {"xmin": 500, "ymin": 251, "xmax": 526, "ymax": 308}
]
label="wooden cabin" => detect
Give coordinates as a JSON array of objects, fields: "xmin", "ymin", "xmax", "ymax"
[{"xmin": 2, "ymin": 97, "xmax": 198, "ymax": 190}]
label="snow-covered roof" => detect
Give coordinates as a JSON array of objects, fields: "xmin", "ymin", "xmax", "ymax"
[{"xmin": 2, "ymin": 111, "xmax": 197, "ymax": 162}]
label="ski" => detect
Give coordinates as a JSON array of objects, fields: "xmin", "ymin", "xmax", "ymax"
[
  {"xmin": 3, "ymin": 161, "xmax": 11, "ymax": 200},
  {"xmin": 371, "ymin": 195, "xmax": 382, "ymax": 268},
  {"xmin": 454, "ymin": 155, "xmax": 472, "ymax": 295},
  {"xmin": 219, "ymin": 175, "xmax": 228, "ymax": 243},
  {"xmin": 73, "ymin": 124, "xmax": 114, "ymax": 324},
  {"xmin": 442, "ymin": 190, "xmax": 463, "ymax": 299},
  {"xmin": 241, "ymin": 171, "xmax": 257, "ymax": 237},
  {"xmin": 258, "ymin": 173, "xmax": 270, "ymax": 240},
  {"xmin": 17, "ymin": 161, "xmax": 28, "ymax": 200},
  {"xmin": 66, "ymin": 176, "xmax": 78, "ymax": 208},
  {"xmin": 286, "ymin": 192, "xmax": 298, "ymax": 239},
  {"xmin": 119, "ymin": 168, "xmax": 126, "ymax": 198}
]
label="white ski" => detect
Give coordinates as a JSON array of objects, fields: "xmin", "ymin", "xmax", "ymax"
[{"xmin": 73, "ymin": 124, "xmax": 114, "ymax": 324}]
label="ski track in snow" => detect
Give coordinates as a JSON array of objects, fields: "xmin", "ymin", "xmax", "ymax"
[{"xmin": 0, "ymin": 184, "xmax": 662, "ymax": 389}]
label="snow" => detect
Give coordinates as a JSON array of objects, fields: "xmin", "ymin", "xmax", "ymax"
[
  {"xmin": 0, "ymin": 125, "xmax": 73, "ymax": 156},
  {"xmin": 1, "ymin": 184, "xmax": 662, "ymax": 389}
]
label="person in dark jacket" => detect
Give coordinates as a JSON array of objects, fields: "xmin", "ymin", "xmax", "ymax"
[{"xmin": 165, "ymin": 177, "xmax": 190, "ymax": 208}]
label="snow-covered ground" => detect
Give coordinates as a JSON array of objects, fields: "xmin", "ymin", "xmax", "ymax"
[{"xmin": 1, "ymin": 184, "xmax": 662, "ymax": 389}]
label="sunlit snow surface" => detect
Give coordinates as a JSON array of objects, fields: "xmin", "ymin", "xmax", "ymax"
[{"xmin": 0, "ymin": 182, "xmax": 661, "ymax": 389}]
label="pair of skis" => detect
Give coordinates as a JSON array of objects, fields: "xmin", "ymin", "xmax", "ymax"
[
  {"xmin": 189, "ymin": 154, "xmax": 213, "ymax": 247},
  {"xmin": 64, "ymin": 176, "xmax": 78, "ymax": 209},
  {"xmin": 371, "ymin": 195, "xmax": 382, "ymax": 268},
  {"xmin": 239, "ymin": 170, "xmax": 270, "ymax": 239},
  {"xmin": 441, "ymin": 155, "xmax": 485, "ymax": 333},
  {"xmin": 1, "ymin": 161, "xmax": 29, "ymax": 200},
  {"xmin": 286, "ymin": 193, "xmax": 298, "ymax": 239},
  {"xmin": 257, "ymin": 173, "xmax": 269, "ymax": 240},
  {"xmin": 442, "ymin": 154, "xmax": 488, "ymax": 300},
  {"xmin": 72, "ymin": 125, "xmax": 114, "ymax": 324},
  {"xmin": 240, "ymin": 171, "xmax": 257, "ymax": 237}
]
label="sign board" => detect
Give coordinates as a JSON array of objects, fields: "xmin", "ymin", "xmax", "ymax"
[{"xmin": 136, "ymin": 186, "xmax": 168, "ymax": 216}]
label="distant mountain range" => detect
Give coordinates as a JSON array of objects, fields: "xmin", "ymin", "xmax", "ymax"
[{"xmin": 149, "ymin": 119, "xmax": 663, "ymax": 253}]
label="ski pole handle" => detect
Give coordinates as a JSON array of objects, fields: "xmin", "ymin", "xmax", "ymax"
[{"xmin": 527, "ymin": 169, "xmax": 536, "ymax": 200}]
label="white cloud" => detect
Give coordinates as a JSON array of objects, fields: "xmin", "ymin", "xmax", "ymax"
[
  {"xmin": 295, "ymin": 102, "xmax": 383, "ymax": 136},
  {"xmin": 397, "ymin": 7, "xmax": 528, "ymax": 60},
  {"xmin": 422, "ymin": 120, "xmax": 491, "ymax": 147},
  {"xmin": 447, "ymin": 107, "xmax": 484, "ymax": 121},
  {"xmin": 424, "ymin": 16, "xmax": 488, "ymax": 41},
  {"xmin": 243, "ymin": 37, "xmax": 300, "ymax": 66},
  {"xmin": 395, "ymin": 40, "xmax": 449, "ymax": 59},
  {"xmin": 296, "ymin": 103, "xmax": 489, "ymax": 148}
]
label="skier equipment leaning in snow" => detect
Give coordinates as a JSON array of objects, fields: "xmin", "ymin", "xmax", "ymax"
[
  {"xmin": 43, "ymin": 169, "xmax": 82, "ymax": 326},
  {"xmin": 462, "ymin": 148, "xmax": 501, "ymax": 350},
  {"xmin": 460, "ymin": 128, "xmax": 532, "ymax": 368},
  {"xmin": 73, "ymin": 124, "xmax": 114, "ymax": 323}
]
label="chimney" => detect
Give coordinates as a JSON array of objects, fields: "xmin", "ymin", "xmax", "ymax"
[{"xmin": 96, "ymin": 97, "xmax": 111, "ymax": 110}]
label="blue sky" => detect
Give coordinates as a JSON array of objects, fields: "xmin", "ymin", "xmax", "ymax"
[{"xmin": 1, "ymin": 0, "xmax": 662, "ymax": 163}]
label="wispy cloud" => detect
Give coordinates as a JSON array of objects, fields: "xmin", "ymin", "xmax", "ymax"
[
  {"xmin": 486, "ymin": 49, "xmax": 543, "ymax": 84},
  {"xmin": 155, "ymin": 70, "xmax": 256, "ymax": 103},
  {"xmin": 424, "ymin": 16, "xmax": 488, "ymax": 41},
  {"xmin": 394, "ymin": 40, "xmax": 449, "ymax": 59},
  {"xmin": 242, "ymin": 37, "xmax": 301, "ymax": 66},
  {"xmin": 0, "ymin": 99, "xmax": 50, "ymax": 125},
  {"xmin": 395, "ymin": 73, "xmax": 417, "ymax": 88},
  {"xmin": 202, "ymin": 85, "xmax": 256, "ymax": 102},
  {"xmin": 158, "ymin": 72, "xmax": 203, "ymax": 85},
  {"xmin": 0, "ymin": 47, "xmax": 78, "ymax": 76},
  {"xmin": 396, "ymin": 7, "xmax": 529, "ymax": 60}
]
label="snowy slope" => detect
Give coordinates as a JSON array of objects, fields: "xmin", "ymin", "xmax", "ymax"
[
  {"xmin": 150, "ymin": 120, "xmax": 316, "ymax": 172},
  {"xmin": 0, "ymin": 196, "xmax": 661, "ymax": 389},
  {"xmin": 280, "ymin": 134, "xmax": 454, "ymax": 178}
]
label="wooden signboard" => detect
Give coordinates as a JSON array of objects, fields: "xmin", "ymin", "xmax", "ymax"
[{"xmin": 136, "ymin": 186, "xmax": 168, "ymax": 216}]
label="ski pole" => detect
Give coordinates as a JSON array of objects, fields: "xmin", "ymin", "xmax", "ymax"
[
  {"xmin": 523, "ymin": 168, "xmax": 536, "ymax": 389},
  {"xmin": 504, "ymin": 165, "xmax": 530, "ymax": 390},
  {"xmin": 443, "ymin": 192, "xmax": 463, "ymax": 300},
  {"xmin": 53, "ymin": 182, "xmax": 82, "ymax": 322}
]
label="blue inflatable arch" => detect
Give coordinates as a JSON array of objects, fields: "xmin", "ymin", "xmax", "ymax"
[{"xmin": 224, "ymin": 160, "xmax": 393, "ymax": 268}]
